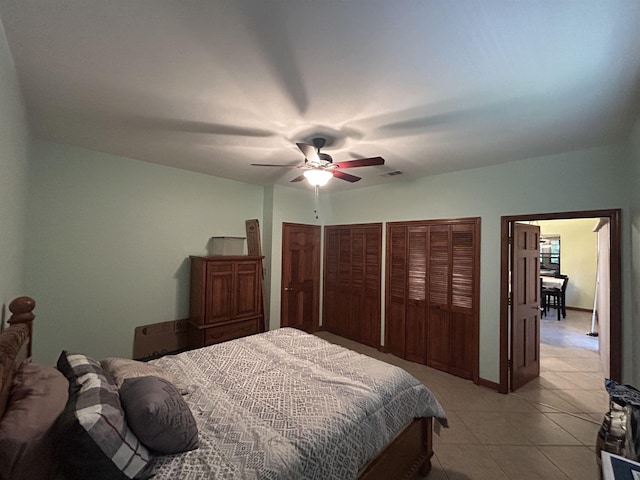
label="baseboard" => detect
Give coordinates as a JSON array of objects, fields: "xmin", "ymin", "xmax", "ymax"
[
  {"xmin": 566, "ymin": 306, "xmax": 593, "ymax": 313},
  {"xmin": 477, "ymin": 377, "xmax": 500, "ymax": 392}
]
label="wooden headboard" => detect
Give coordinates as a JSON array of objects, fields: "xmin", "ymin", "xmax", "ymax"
[{"xmin": 0, "ymin": 296, "xmax": 36, "ymax": 418}]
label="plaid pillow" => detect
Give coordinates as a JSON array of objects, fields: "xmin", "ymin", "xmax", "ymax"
[{"xmin": 55, "ymin": 352, "xmax": 153, "ymax": 480}]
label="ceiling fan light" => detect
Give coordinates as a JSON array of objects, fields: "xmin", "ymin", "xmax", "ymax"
[{"xmin": 303, "ymin": 169, "xmax": 333, "ymax": 186}]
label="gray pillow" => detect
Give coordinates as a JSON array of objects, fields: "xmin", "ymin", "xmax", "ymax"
[{"xmin": 119, "ymin": 376, "xmax": 199, "ymax": 454}]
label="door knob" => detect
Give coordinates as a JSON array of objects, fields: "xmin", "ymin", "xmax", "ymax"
[{"xmin": 284, "ymin": 287, "xmax": 294, "ymax": 292}]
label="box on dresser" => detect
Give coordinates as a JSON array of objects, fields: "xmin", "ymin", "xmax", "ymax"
[
  {"xmin": 188, "ymin": 255, "xmax": 264, "ymax": 349},
  {"xmin": 208, "ymin": 236, "xmax": 246, "ymax": 256}
]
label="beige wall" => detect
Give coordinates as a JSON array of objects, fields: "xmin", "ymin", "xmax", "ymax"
[
  {"xmin": 26, "ymin": 141, "xmax": 265, "ymax": 365},
  {"xmin": 0, "ymin": 17, "xmax": 30, "ymax": 307},
  {"xmin": 538, "ymin": 219, "xmax": 598, "ymax": 310}
]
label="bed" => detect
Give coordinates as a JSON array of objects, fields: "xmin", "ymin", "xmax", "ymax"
[{"xmin": 0, "ymin": 296, "xmax": 447, "ymax": 480}]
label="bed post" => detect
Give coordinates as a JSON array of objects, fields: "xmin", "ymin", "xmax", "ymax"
[{"xmin": 8, "ymin": 296, "xmax": 36, "ymax": 358}]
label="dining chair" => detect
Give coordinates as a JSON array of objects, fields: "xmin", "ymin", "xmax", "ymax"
[
  {"xmin": 543, "ymin": 274, "xmax": 569, "ymax": 320},
  {"xmin": 540, "ymin": 277, "xmax": 547, "ymax": 317}
]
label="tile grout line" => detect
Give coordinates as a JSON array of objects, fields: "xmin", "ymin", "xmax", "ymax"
[{"xmin": 510, "ymin": 391, "xmax": 603, "ymax": 426}]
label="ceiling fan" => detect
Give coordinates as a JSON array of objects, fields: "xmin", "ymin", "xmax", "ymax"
[{"xmin": 251, "ymin": 137, "xmax": 385, "ymax": 186}]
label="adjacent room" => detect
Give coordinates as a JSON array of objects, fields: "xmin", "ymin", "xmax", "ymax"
[{"xmin": 2, "ymin": 1, "xmax": 640, "ymax": 479}]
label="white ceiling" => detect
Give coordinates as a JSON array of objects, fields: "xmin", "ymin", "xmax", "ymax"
[{"xmin": 2, "ymin": 0, "xmax": 640, "ymax": 192}]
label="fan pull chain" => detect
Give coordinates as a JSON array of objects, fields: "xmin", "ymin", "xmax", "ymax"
[{"xmin": 314, "ymin": 185, "xmax": 319, "ymax": 220}]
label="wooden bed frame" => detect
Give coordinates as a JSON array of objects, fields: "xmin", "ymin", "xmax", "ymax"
[
  {"xmin": 0, "ymin": 295, "xmax": 434, "ymax": 479},
  {"xmin": 0, "ymin": 296, "xmax": 34, "ymax": 419}
]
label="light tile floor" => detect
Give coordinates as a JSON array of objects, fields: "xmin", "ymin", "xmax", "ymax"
[{"xmin": 316, "ymin": 309, "xmax": 607, "ymax": 480}]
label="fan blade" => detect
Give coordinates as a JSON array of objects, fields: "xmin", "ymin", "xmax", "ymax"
[
  {"xmin": 319, "ymin": 152, "xmax": 333, "ymax": 163},
  {"xmin": 251, "ymin": 163, "xmax": 300, "ymax": 168},
  {"xmin": 333, "ymin": 157, "xmax": 385, "ymax": 169},
  {"xmin": 296, "ymin": 143, "xmax": 320, "ymax": 163},
  {"xmin": 333, "ymin": 170, "xmax": 361, "ymax": 183},
  {"xmin": 290, "ymin": 174, "xmax": 306, "ymax": 183},
  {"xmin": 94, "ymin": 113, "xmax": 279, "ymax": 138}
]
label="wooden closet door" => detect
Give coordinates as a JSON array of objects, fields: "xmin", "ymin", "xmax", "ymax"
[
  {"xmin": 337, "ymin": 228, "xmax": 352, "ymax": 338},
  {"xmin": 385, "ymin": 218, "xmax": 479, "ymax": 381},
  {"xmin": 448, "ymin": 223, "xmax": 477, "ymax": 379},
  {"xmin": 405, "ymin": 226, "xmax": 427, "ymax": 363},
  {"xmin": 323, "ymin": 228, "xmax": 340, "ymax": 333},
  {"xmin": 323, "ymin": 224, "xmax": 381, "ymax": 348},
  {"xmin": 385, "ymin": 225, "xmax": 407, "ymax": 357},
  {"xmin": 362, "ymin": 227, "xmax": 382, "ymax": 347},
  {"xmin": 350, "ymin": 229, "xmax": 365, "ymax": 342},
  {"xmin": 426, "ymin": 222, "xmax": 478, "ymax": 380},
  {"xmin": 426, "ymin": 225, "xmax": 451, "ymax": 371}
]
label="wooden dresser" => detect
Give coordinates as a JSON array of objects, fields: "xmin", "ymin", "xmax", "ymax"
[{"xmin": 188, "ymin": 255, "xmax": 264, "ymax": 349}]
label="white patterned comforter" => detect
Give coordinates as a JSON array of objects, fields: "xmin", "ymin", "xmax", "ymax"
[{"xmin": 149, "ymin": 328, "xmax": 446, "ymax": 480}]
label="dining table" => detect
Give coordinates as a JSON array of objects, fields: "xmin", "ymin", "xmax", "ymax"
[{"xmin": 541, "ymin": 276, "xmax": 565, "ymax": 289}]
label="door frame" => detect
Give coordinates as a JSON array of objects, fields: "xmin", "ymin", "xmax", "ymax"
[
  {"xmin": 499, "ymin": 209, "xmax": 621, "ymax": 393},
  {"xmin": 280, "ymin": 222, "xmax": 321, "ymax": 332}
]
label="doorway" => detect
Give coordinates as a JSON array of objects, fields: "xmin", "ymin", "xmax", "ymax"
[
  {"xmin": 280, "ymin": 222, "xmax": 321, "ymax": 333},
  {"xmin": 499, "ymin": 209, "xmax": 621, "ymax": 393}
]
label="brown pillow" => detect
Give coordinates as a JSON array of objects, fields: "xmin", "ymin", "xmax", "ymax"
[
  {"xmin": 119, "ymin": 376, "xmax": 199, "ymax": 454},
  {"xmin": 0, "ymin": 363, "xmax": 69, "ymax": 480},
  {"xmin": 100, "ymin": 357, "xmax": 189, "ymax": 394}
]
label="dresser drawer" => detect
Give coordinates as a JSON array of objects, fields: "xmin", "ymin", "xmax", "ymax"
[{"xmin": 204, "ymin": 318, "xmax": 260, "ymax": 346}]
